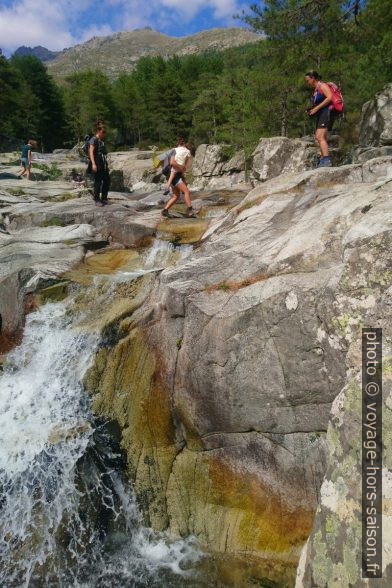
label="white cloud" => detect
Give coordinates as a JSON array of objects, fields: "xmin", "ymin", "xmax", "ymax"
[
  {"xmin": 0, "ymin": 0, "xmax": 95, "ymax": 51},
  {"xmin": 160, "ymin": 0, "xmax": 240, "ymax": 20},
  {"xmin": 117, "ymin": 0, "xmax": 243, "ymax": 23},
  {"xmin": 0, "ymin": 0, "xmax": 71, "ymax": 51},
  {"xmin": 78, "ymin": 24, "xmax": 115, "ymax": 43},
  {"xmin": 0, "ymin": 0, "xmax": 246, "ymax": 54}
]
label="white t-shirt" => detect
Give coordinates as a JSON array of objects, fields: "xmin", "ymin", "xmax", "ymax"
[{"xmin": 174, "ymin": 146, "xmax": 191, "ymax": 167}]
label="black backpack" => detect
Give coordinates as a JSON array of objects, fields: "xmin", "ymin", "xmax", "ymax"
[
  {"xmin": 83, "ymin": 134, "xmax": 93, "ymax": 158},
  {"xmin": 161, "ymin": 149, "xmax": 176, "ymax": 177}
]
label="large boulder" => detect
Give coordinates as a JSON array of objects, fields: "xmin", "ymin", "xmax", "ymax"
[
  {"xmin": 353, "ymin": 145, "xmax": 392, "ymax": 163},
  {"xmin": 0, "ymin": 231, "xmax": 87, "ymax": 352},
  {"xmin": 86, "ymin": 157, "xmax": 392, "ymax": 586},
  {"xmin": 108, "ymin": 150, "xmax": 160, "ymax": 192},
  {"xmin": 192, "ymin": 144, "xmax": 247, "ymax": 189},
  {"xmin": 359, "ymin": 83, "xmax": 392, "ymax": 147},
  {"xmin": 251, "ymin": 136, "xmax": 318, "ymax": 181},
  {"xmin": 193, "ymin": 137, "xmax": 344, "ymax": 190}
]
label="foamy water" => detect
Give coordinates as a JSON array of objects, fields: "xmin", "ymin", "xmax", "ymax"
[
  {"xmin": 111, "ymin": 239, "xmax": 193, "ymax": 283},
  {"xmin": 0, "ymin": 239, "xmax": 202, "ymax": 587}
]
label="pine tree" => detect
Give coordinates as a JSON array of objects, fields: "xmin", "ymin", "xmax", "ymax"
[
  {"xmin": 0, "ymin": 54, "xmax": 37, "ymax": 140},
  {"xmin": 63, "ymin": 70, "xmax": 114, "ymax": 142},
  {"xmin": 10, "ymin": 55, "xmax": 68, "ymax": 150}
]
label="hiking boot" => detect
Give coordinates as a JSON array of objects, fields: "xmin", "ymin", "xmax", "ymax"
[
  {"xmin": 161, "ymin": 208, "xmax": 171, "ymax": 218},
  {"xmin": 187, "ymin": 206, "xmax": 196, "ymax": 218},
  {"xmin": 318, "ymin": 156, "xmax": 332, "ymax": 168},
  {"xmin": 163, "ymin": 188, "xmax": 170, "ymax": 196},
  {"xmin": 94, "ymin": 200, "xmax": 104, "ymax": 207},
  {"xmin": 102, "ymin": 199, "xmax": 109, "ymax": 206}
]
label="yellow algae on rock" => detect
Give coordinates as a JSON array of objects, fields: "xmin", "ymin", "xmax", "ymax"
[
  {"xmin": 166, "ymin": 447, "xmax": 313, "ymax": 586},
  {"xmin": 157, "ymin": 218, "xmax": 209, "ymax": 244},
  {"xmin": 86, "ymin": 327, "xmax": 181, "ymax": 531},
  {"xmin": 64, "ymin": 249, "xmax": 140, "ymax": 285}
]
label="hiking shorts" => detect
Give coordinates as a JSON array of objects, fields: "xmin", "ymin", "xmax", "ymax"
[
  {"xmin": 21, "ymin": 157, "xmax": 31, "ymax": 169},
  {"xmin": 163, "ymin": 168, "xmax": 183, "ymax": 187},
  {"xmin": 172, "ymin": 172, "xmax": 184, "ymax": 187},
  {"xmin": 316, "ymin": 108, "xmax": 336, "ymax": 131}
]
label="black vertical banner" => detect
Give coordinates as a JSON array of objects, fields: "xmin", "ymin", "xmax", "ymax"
[{"xmin": 362, "ymin": 328, "xmax": 382, "ymax": 578}]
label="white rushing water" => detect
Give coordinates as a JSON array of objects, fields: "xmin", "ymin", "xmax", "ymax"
[
  {"xmin": 0, "ymin": 241, "xmax": 203, "ymax": 587},
  {"xmin": 111, "ymin": 240, "xmax": 193, "ymax": 284}
]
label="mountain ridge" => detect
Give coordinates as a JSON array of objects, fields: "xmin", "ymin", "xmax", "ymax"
[
  {"xmin": 44, "ymin": 27, "xmax": 261, "ymax": 80},
  {"xmin": 14, "ymin": 45, "xmax": 60, "ymax": 62}
]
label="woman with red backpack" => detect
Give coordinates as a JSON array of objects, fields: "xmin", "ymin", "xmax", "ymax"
[{"xmin": 305, "ymin": 71, "xmax": 343, "ymax": 168}]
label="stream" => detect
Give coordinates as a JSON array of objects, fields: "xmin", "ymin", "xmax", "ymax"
[{"xmin": 0, "ymin": 241, "xmax": 209, "ymax": 588}]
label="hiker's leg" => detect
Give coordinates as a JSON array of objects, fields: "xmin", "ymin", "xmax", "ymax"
[
  {"xmin": 101, "ymin": 168, "xmax": 110, "ymax": 200},
  {"xmin": 26, "ymin": 165, "xmax": 31, "ymax": 180},
  {"xmin": 315, "ymin": 128, "xmax": 329, "ymax": 157},
  {"xmin": 178, "ymin": 180, "xmax": 192, "ymax": 208},
  {"xmin": 164, "ymin": 191, "xmax": 179, "ymax": 210},
  {"xmin": 93, "ymin": 169, "xmax": 103, "ymax": 201}
]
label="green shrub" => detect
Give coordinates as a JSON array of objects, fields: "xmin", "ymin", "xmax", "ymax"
[
  {"xmin": 40, "ymin": 217, "xmax": 65, "ymax": 227},
  {"xmin": 219, "ymin": 145, "xmax": 235, "ymax": 162},
  {"xmin": 8, "ymin": 187, "xmax": 25, "ymax": 196},
  {"xmin": 33, "ymin": 162, "xmax": 63, "ymax": 180}
]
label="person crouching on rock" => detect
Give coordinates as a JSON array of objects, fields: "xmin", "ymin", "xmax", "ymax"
[
  {"xmin": 161, "ymin": 142, "xmax": 196, "ymax": 219},
  {"xmin": 88, "ymin": 122, "xmax": 110, "ymax": 206},
  {"xmin": 305, "ymin": 70, "xmax": 335, "ymax": 168}
]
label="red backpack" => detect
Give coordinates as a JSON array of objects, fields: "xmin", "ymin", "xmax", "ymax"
[{"xmin": 321, "ymin": 82, "xmax": 344, "ymax": 112}]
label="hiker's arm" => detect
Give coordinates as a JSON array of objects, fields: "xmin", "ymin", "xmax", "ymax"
[
  {"xmin": 310, "ymin": 83, "xmax": 333, "ymax": 115},
  {"xmin": 28, "ymin": 147, "xmax": 32, "ymax": 165},
  {"xmin": 89, "ymin": 144, "xmax": 97, "ymax": 171},
  {"xmin": 170, "ymin": 156, "xmax": 185, "ymax": 172}
]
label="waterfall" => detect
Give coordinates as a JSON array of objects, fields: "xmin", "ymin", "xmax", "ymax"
[
  {"xmin": 111, "ymin": 239, "xmax": 193, "ymax": 283},
  {"xmin": 0, "ymin": 267, "xmax": 200, "ymax": 586}
]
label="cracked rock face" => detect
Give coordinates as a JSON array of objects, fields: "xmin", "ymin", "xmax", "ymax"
[
  {"xmin": 192, "ymin": 136, "xmax": 346, "ymax": 191},
  {"xmin": 359, "ymin": 83, "xmax": 392, "ymax": 147},
  {"xmin": 86, "ymin": 157, "xmax": 392, "ymax": 585},
  {"xmin": 251, "ymin": 136, "xmax": 318, "ymax": 182}
]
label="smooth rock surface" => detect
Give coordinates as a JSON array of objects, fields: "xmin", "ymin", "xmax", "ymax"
[
  {"xmin": 85, "ymin": 157, "xmax": 392, "ymax": 586},
  {"xmin": 251, "ymin": 136, "xmax": 318, "ymax": 181}
]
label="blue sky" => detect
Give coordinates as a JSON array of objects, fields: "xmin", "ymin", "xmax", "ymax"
[{"xmin": 0, "ymin": 0, "xmax": 251, "ymax": 55}]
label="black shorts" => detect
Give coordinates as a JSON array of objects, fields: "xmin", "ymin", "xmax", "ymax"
[
  {"xmin": 316, "ymin": 108, "xmax": 336, "ymax": 131},
  {"xmin": 163, "ymin": 169, "xmax": 183, "ymax": 186}
]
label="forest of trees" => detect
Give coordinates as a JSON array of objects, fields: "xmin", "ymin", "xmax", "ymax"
[{"xmin": 0, "ymin": 0, "xmax": 391, "ymax": 155}]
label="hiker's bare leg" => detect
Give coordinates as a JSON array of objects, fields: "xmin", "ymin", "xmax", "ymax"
[
  {"xmin": 178, "ymin": 181, "xmax": 192, "ymax": 209},
  {"xmin": 164, "ymin": 188, "xmax": 180, "ymax": 211},
  {"xmin": 315, "ymin": 128, "xmax": 329, "ymax": 157}
]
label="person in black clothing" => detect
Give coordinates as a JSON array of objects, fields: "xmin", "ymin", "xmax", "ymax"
[{"xmin": 88, "ymin": 122, "xmax": 110, "ymax": 206}]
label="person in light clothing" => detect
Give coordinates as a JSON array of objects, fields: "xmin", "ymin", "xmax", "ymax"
[
  {"xmin": 163, "ymin": 143, "xmax": 192, "ymax": 196},
  {"xmin": 161, "ymin": 141, "xmax": 196, "ymax": 218}
]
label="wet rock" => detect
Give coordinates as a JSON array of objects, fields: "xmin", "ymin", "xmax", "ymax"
[
  {"xmin": 87, "ymin": 161, "xmax": 392, "ymax": 586},
  {"xmin": 37, "ymin": 281, "xmax": 70, "ymax": 303},
  {"xmin": 64, "ymin": 249, "xmax": 140, "ymax": 285}
]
